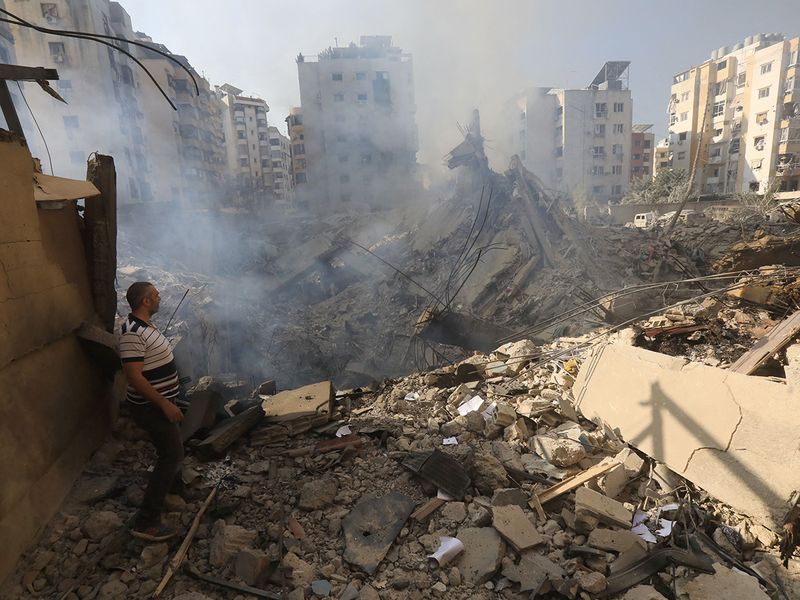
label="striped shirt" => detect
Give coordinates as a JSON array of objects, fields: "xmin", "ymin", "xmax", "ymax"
[{"xmin": 118, "ymin": 314, "xmax": 180, "ymax": 405}]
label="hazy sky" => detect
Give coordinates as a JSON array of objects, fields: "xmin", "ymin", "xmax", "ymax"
[{"xmin": 123, "ymin": 0, "xmax": 800, "ymax": 166}]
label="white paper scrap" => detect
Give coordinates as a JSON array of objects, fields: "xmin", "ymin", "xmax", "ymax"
[
  {"xmin": 632, "ymin": 510, "xmax": 649, "ymax": 527},
  {"xmin": 335, "ymin": 425, "xmax": 352, "ymax": 438},
  {"xmin": 656, "ymin": 519, "xmax": 674, "ymax": 537},
  {"xmin": 480, "ymin": 401, "xmax": 498, "ymax": 422},
  {"xmin": 427, "ymin": 536, "xmax": 464, "ymax": 567},
  {"xmin": 457, "ymin": 395, "xmax": 484, "ymax": 416},
  {"xmin": 404, "ymin": 392, "xmax": 420, "ymax": 401},
  {"xmin": 631, "ymin": 523, "xmax": 657, "ymax": 544},
  {"xmin": 442, "ymin": 437, "xmax": 458, "ymax": 445}
]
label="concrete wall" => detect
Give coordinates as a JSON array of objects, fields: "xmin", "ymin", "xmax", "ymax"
[{"xmin": 0, "ymin": 135, "xmax": 113, "ymax": 583}]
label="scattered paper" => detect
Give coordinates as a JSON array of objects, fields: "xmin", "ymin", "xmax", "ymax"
[
  {"xmin": 457, "ymin": 395, "xmax": 484, "ymax": 416},
  {"xmin": 404, "ymin": 392, "xmax": 420, "ymax": 401},
  {"xmin": 335, "ymin": 425, "xmax": 352, "ymax": 438},
  {"xmin": 437, "ymin": 489, "xmax": 455, "ymax": 501},
  {"xmin": 631, "ymin": 523, "xmax": 657, "ymax": 544},
  {"xmin": 656, "ymin": 519, "xmax": 674, "ymax": 537},
  {"xmin": 632, "ymin": 510, "xmax": 649, "ymax": 527},
  {"xmin": 442, "ymin": 437, "xmax": 458, "ymax": 445},
  {"xmin": 427, "ymin": 536, "xmax": 464, "ymax": 567},
  {"xmin": 480, "ymin": 401, "xmax": 497, "ymax": 422}
]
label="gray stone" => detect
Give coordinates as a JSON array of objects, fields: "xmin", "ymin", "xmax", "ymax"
[
  {"xmin": 282, "ymin": 551, "xmax": 317, "ymax": 588},
  {"xmin": 441, "ymin": 416, "xmax": 466, "ymax": 437},
  {"xmin": 311, "ymin": 579, "xmax": 332, "ymax": 596},
  {"xmin": 209, "ymin": 520, "xmax": 257, "ymax": 567},
  {"xmin": 491, "ymin": 488, "xmax": 528, "ymax": 508},
  {"xmin": 139, "ymin": 543, "xmax": 169, "ymax": 569},
  {"xmin": 467, "ymin": 503, "xmax": 492, "ymax": 527},
  {"xmin": 298, "ymin": 477, "xmax": 338, "ymax": 510},
  {"xmin": 472, "ymin": 453, "xmax": 508, "ymax": 494},
  {"xmin": 621, "ymin": 585, "xmax": 667, "ymax": 600},
  {"xmin": 235, "ymin": 547, "xmax": 270, "ymax": 586},
  {"xmin": 441, "ymin": 502, "xmax": 467, "ymax": 523},
  {"xmin": 339, "ymin": 581, "xmax": 360, "ymax": 600},
  {"xmin": 531, "ymin": 435, "xmax": 586, "ymax": 467},
  {"xmin": 82, "ymin": 511, "xmax": 122, "ymax": 541},
  {"xmin": 465, "ymin": 411, "xmax": 485, "ymax": 434},
  {"xmin": 359, "ymin": 584, "xmax": 380, "ymax": 600},
  {"xmin": 577, "ymin": 571, "xmax": 607, "ymax": 594},
  {"xmin": 73, "ymin": 476, "xmax": 120, "ymax": 504},
  {"xmin": 455, "ymin": 527, "xmax": 505, "ymax": 585}
]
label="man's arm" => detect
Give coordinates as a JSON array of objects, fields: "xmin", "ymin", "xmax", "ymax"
[{"xmin": 122, "ymin": 361, "xmax": 183, "ymax": 423}]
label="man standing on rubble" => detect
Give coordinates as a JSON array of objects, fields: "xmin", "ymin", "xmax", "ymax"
[{"xmin": 119, "ymin": 282, "xmax": 184, "ymax": 542}]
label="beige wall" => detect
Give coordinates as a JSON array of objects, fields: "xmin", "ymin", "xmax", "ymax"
[{"xmin": 0, "ymin": 136, "xmax": 113, "ymax": 583}]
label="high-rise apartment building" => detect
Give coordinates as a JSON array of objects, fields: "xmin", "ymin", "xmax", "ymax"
[
  {"xmin": 134, "ymin": 35, "xmax": 227, "ymax": 205},
  {"xmin": 286, "ymin": 106, "xmax": 307, "ymax": 188},
  {"xmin": 659, "ymin": 33, "xmax": 800, "ymax": 195},
  {"xmin": 631, "ymin": 124, "xmax": 655, "ymax": 181},
  {"xmin": 217, "ymin": 84, "xmax": 273, "ymax": 205},
  {"xmin": 8, "ymin": 0, "xmax": 150, "ymax": 204},
  {"xmin": 296, "ymin": 36, "xmax": 418, "ymax": 210},
  {"xmin": 501, "ymin": 62, "xmax": 633, "ymax": 204},
  {"xmin": 267, "ymin": 125, "xmax": 293, "ymax": 203}
]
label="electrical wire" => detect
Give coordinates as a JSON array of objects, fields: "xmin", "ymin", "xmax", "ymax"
[
  {"xmin": 0, "ymin": 9, "xmax": 198, "ymax": 111},
  {"xmin": 15, "ymin": 81, "xmax": 53, "ymax": 174}
]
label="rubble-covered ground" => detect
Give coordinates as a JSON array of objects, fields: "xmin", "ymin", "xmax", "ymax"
[{"xmin": 3, "ymin": 288, "xmax": 800, "ymax": 599}]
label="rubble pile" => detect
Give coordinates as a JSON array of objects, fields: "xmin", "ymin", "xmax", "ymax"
[{"xmin": 4, "ymin": 314, "xmax": 800, "ymax": 599}]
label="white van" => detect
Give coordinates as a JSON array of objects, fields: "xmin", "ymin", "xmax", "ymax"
[{"xmin": 633, "ymin": 212, "xmax": 656, "ymax": 228}]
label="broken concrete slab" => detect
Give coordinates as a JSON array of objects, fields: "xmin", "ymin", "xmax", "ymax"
[
  {"xmin": 298, "ymin": 477, "xmax": 338, "ymax": 511},
  {"xmin": 471, "ymin": 452, "xmax": 509, "ymax": 494},
  {"xmin": 491, "ymin": 488, "xmax": 528, "ymax": 508},
  {"xmin": 341, "ymin": 492, "xmax": 415, "ymax": 575},
  {"xmin": 235, "ymin": 548, "xmax": 270, "ymax": 586},
  {"xmin": 262, "ymin": 381, "xmax": 334, "ymax": 422},
  {"xmin": 680, "ymin": 563, "xmax": 770, "ymax": 599},
  {"xmin": 531, "ymin": 434, "xmax": 586, "ymax": 467},
  {"xmin": 210, "ymin": 520, "xmax": 257, "ymax": 568},
  {"xmin": 573, "ymin": 343, "xmax": 799, "ymax": 530},
  {"xmin": 588, "ymin": 528, "xmax": 647, "ymax": 553},
  {"xmin": 281, "ymin": 552, "xmax": 316, "ymax": 588},
  {"xmin": 491, "ymin": 504, "xmax": 544, "ymax": 550},
  {"xmin": 501, "ymin": 551, "xmax": 565, "ymax": 593},
  {"xmin": 455, "ymin": 527, "xmax": 505, "ymax": 585},
  {"xmin": 575, "ymin": 486, "xmax": 633, "ymax": 528}
]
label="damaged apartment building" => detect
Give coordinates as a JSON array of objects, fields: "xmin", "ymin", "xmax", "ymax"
[
  {"xmin": 296, "ymin": 35, "xmax": 419, "ymax": 210},
  {"xmin": 655, "ymin": 33, "xmax": 800, "ymax": 197}
]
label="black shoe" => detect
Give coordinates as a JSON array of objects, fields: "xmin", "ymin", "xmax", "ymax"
[{"xmin": 131, "ymin": 521, "xmax": 178, "ymax": 542}]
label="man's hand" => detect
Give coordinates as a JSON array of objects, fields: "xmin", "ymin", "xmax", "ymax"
[{"xmin": 161, "ymin": 401, "xmax": 184, "ymax": 423}]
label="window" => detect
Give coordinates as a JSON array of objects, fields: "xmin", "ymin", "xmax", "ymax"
[
  {"xmin": 591, "ymin": 166, "xmax": 605, "ymax": 176},
  {"xmin": 737, "ymin": 72, "xmax": 746, "ymax": 88},
  {"xmin": 334, "ymin": 93, "xmax": 344, "ymax": 102},
  {"xmin": 361, "ymin": 153, "xmax": 372, "ymax": 164},
  {"xmin": 643, "ymin": 139, "xmax": 651, "ymax": 149},
  {"xmin": 752, "ymin": 158, "xmax": 763, "ymax": 170},
  {"xmin": 756, "ymin": 112, "xmax": 769, "ymax": 125},
  {"xmin": 554, "ymin": 146, "xmax": 563, "ymax": 157},
  {"xmin": 338, "ymin": 154, "xmax": 349, "ymax": 163},
  {"xmin": 356, "ymin": 72, "xmax": 366, "ymax": 80},
  {"xmin": 714, "ymin": 128, "xmax": 723, "ymax": 137},
  {"xmin": 332, "ymin": 72, "xmax": 343, "ymax": 81},
  {"xmin": 41, "ymin": 3, "xmax": 59, "ymax": 23},
  {"xmin": 292, "ymin": 143, "xmax": 305, "ymax": 154},
  {"xmin": 239, "ymin": 158, "xmax": 248, "ymax": 167},
  {"xmin": 753, "ymin": 136, "xmax": 765, "ymax": 150},
  {"xmin": 758, "ymin": 86, "xmax": 771, "ymax": 99},
  {"xmin": 674, "ymin": 71, "xmax": 689, "ymax": 84},
  {"xmin": 613, "ymin": 102, "xmax": 624, "ymax": 113},
  {"xmin": 595, "ymin": 103, "xmax": 607, "ymax": 117},
  {"xmin": 729, "ymin": 139, "xmax": 741, "ymax": 153},
  {"xmin": 632, "ymin": 154, "xmax": 642, "ymax": 160},
  {"xmin": 613, "ymin": 124, "xmax": 624, "ymax": 134},
  {"xmin": 611, "ymin": 185, "xmax": 623, "ymax": 195},
  {"xmin": 261, "ymin": 159, "xmax": 269, "ymax": 167},
  {"xmin": 712, "ymin": 101, "xmax": 725, "ymax": 117},
  {"xmin": 679, "ymin": 132, "xmax": 688, "ymax": 141},
  {"xmin": 714, "ymin": 81, "xmax": 727, "ymax": 96},
  {"xmin": 791, "ymin": 50, "xmax": 799, "ymax": 66},
  {"xmin": 760, "ymin": 62, "xmax": 773, "ymax": 75},
  {"xmin": 717, "ymin": 60, "xmax": 727, "ymax": 71},
  {"xmin": 677, "ymin": 151, "xmax": 686, "ymax": 160},
  {"xmin": 612, "ymin": 144, "xmax": 623, "ymax": 155},
  {"xmin": 594, "ymin": 124, "xmax": 605, "ymax": 136},
  {"xmin": 680, "ymin": 112, "xmax": 688, "ymax": 122},
  {"xmin": 296, "ymin": 173, "xmax": 307, "ymax": 183},
  {"xmin": 375, "ymin": 71, "xmax": 389, "ymax": 80},
  {"xmin": 48, "ymin": 41, "xmax": 66, "ymax": 61},
  {"xmin": 634, "ymin": 139, "xmax": 641, "ymax": 147},
  {"xmin": 779, "ymin": 128, "xmax": 789, "ymax": 142},
  {"xmin": 237, "ymin": 131, "xmax": 245, "ymax": 139},
  {"xmin": 269, "ymin": 138, "xmax": 280, "ymax": 146},
  {"xmin": 612, "ymin": 165, "xmax": 623, "ymax": 175},
  {"xmin": 592, "ymin": 146, "xmax": 605, "ymax": 156},
  {"xmin": 63, "ymin": 115, "xmax": 79, "ymax": 128},
  {"xmin": 69, "ymin": 151, "xmax": 84, "ymax": 164},
  {"xmin": 357, "ymin": 93, "xmax": 368, "ymax": 103},
  {"xmin": 710, "ymin": 147, "xmax": 721, "ymax": 158},
  {"xmin": 669, "ymin": 113, "xmax": 678, "ymax": 126},
  {"xmin": 681, "ymin": 91, "xmax": 690, "ymax": 102},
  {"xmin": 592, "ymin": 185, "xmax": 605, "ymax": 194}
]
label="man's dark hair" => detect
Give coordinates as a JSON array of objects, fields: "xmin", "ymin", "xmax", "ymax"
[{"xmin": 126, "ymin": 282, "xmax": 154, "ymax": 310}]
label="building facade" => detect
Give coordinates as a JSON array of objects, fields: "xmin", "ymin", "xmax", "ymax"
[
  {"xmin": 8, "ymin": 0, "xmax": 150, "ymax": 204},
  {"xmin": 217, "ymin": 83, "xmax": 273, "ymax": 206},
  {"xmin": 630, "ymin": 124, "xmax": 655, "ymax": 181},
  {"xmin": 267, "ymin": 125, "xmax": 293, "ymax": 203},
  {"xmin": 296, "ymin": 36, "xmax": 418, "ymax": 210},
  {"xmin": 659, "ymin": 33, "xmax": 800, "ymax": 195},
  {"xmin": 286, "ymin": 106, "xmax": 307, "ymax": 188},
  {"xmin": 501, "ymin": 62, "xmax": 633, "ymax": 204}
]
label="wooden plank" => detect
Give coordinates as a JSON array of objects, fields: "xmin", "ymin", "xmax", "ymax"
[
  {"xmin": 0, "ymin": 79, "xmax": 23, "ymax": 138},
  {"xmin": 532, "ymin": 461, "xmax": 617, "ymax": 506},
  {"xmin": 729, "ymin": 310, "xmax": 800, "ymax": 374},
  {"xmin": 0, "ymin": 64, "xmax": 59, "ymax": 81},
  {"xmin": 411, "ymin": 498, "xmax": 445, "ymax": 522}
]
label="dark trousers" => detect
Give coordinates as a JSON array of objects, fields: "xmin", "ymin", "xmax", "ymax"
[{"xmin": 128, "ymin": 402, "xmax": 184, "ymax": 524}]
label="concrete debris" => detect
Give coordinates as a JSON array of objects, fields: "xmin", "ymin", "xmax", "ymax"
[
  {"xmin": 298, "ymin": 477, "xmax": 339, "ymax": 510},
  {"xmin": 531, "ymin": 433, "xmax": 586, "ymax": 467},
  {"xmin": 491, "ymin": 504, "xmax": 544, "ymax": 551},
  {"xmin": 680, "ymin": 563, "xmax": 771, "ymax": 599},
  {"xmin": 209, "ymin": 520, "xmax": 257, "ymax": 568},
  {"xmin": 454, "ymin": 527, "xmax": 505, "ymax": 585},
  {"xmin": 575, "ymin": 486, "xmax": 634, "ymax": 528}
]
